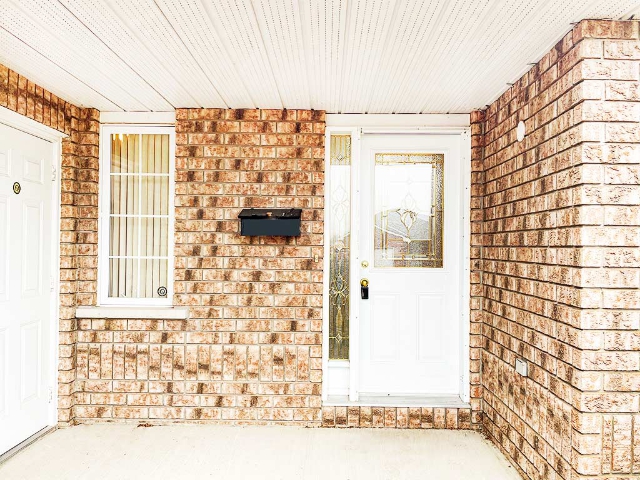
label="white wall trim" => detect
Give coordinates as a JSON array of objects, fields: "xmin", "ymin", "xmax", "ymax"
[
  {"xmin": 100, "ymin": 111, "xmax": 176, "ymax": 125},
  {"xmin": 322, "ymin": 126, "xmax": 360, "ymax": 402},
  {"xmin": 50, "ymin": 139, "xmax": 62, "ymax": 427},
  {"xmin": 326, "ymin": 114, "xmax": 470, "ymax": 128},
  {"xmin": 349, "ymin": 128, "xmax": 361, "ymax": 402},
  {"xmin": 0, "ymin": 106, "xmax": 68, "ymax": 142},
  {"xmin": 321, "ymin": 130, "xmax": 331, "ymax": 401},
  {"xmin": 459, "ymin": 128, "xmax": 472, "ymax": 403}
]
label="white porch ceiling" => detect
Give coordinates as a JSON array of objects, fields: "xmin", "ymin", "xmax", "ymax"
[{"xmin": 0, "ymin": 0, "xmax": 638, "ymax": 113}]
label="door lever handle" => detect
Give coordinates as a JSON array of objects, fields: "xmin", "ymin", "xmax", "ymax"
[{"xmin": 360, "ymin": 278, "xmax": 369, "ymax": 300}]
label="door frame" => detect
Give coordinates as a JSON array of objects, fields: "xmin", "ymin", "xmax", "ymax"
[
  {"xmin": 0, "ymin": 106, "xmax": 65, "ymax": 429},
  {"xmin": 322, "ymin": 114, "xmax": 471, "ymax": 403}
]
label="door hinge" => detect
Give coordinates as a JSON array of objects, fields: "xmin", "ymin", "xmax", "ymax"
[
  {"xmin": 48, "ymin": 387, "xmax": 53, "ymax": 403},
  {"xmin": 51, "ymin": 165, "xmax": 57, "ymax": 182},
  {"xmin": 50, "ymin": 276, "xmax": 55, "ymax": 292}
]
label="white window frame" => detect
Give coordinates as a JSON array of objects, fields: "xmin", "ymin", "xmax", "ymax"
[{"xmin": 98, "ymin": 124, "xmax": 175, "ymax": 306}]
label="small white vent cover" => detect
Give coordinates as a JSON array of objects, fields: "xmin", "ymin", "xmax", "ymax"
[{"xmin": 517, "ymin": 121, "xmax": 526, "ymax": 142}]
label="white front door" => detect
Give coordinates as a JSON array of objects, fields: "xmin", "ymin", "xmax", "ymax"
[
  {"xmin": 0, "ymin": 123, "xmax": 55, "ymax": 455},
  {"xmin": 358, "ymin": 134, "xmax": 462, "ymax": 396}
]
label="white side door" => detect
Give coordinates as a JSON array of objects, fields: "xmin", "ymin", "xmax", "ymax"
[
  {"xmin": 0, "ymin": 123, "xmax": 54, "ymax": 455},
  {"xmin": 358, "ymin": 134, "xmax": 461, "ymax": 396}
]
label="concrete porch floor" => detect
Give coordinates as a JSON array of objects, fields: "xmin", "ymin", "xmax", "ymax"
[{"xmin": 0, "ymin": 424, "xmax": 520, "ymax": 480}]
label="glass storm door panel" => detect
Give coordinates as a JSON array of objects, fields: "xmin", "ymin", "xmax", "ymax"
[
  {"xmin": 358, "ymin": 134, "xmax": 462, "ymax": 396},
  {"xmin": 374, "ymin": 153, "xmax": 444, "ymax": 268}
]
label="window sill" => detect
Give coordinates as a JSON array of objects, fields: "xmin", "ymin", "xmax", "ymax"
[
  {"xmin": 324, "ymin": 395, "xmax": 470, "ymax": 408},
  {"xmin": 75, "ymin": 306, "xmax": 189, "ymax": 320}
]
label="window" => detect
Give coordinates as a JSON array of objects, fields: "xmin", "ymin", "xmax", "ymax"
[
  {"xmin": 373, "ymin": 153, "xmax": 444, "ymax": 268},
  {"xmin": 328, "ymin": 134, "xmax": 351, "ymax": 359},
  {"xmin": 99, "ymin": 126, "xmax": 175, "ymax": 305}
]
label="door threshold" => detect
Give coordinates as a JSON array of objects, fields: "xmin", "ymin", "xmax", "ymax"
[
  {"xmin": 0, "ymin": 426, "xmax": 56, "ymax": 465},
  {"xmin": 324, "ymin": 394, "xmax": 469, "ymax": 408}
]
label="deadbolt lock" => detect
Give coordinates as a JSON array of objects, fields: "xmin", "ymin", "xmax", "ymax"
[
  {"xmin": 360, "ymin": 278, "xmax": 369, "ymax": 300},
  {"xmin": 361, "ymin": 260, "xmax": 369, "ymax": 268}
]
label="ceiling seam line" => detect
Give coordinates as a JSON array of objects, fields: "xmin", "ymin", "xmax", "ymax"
[
  {"xmin": 151, "ymin": 0, "xmax": 229, "ymax": 109},
  {"xmin": 56, "ymin": 0, "xmax": 175, "ymax": 111},
  {"xmin": 247, "ymin": 0, "xmax": 285, "ymax": 109},
  {"xmin": 0, "ymin": 26, "xmax": 125, "ymax": 111}
]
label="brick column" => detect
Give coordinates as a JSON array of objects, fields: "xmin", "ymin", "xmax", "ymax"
[
  {"xmin": 170, "ymin": 108, "xmax": 325, "ymax": 423},
  {"xmin": 568, "ymin": 19, "xmax": 640, "ymax": 477},
  {"xmin": 478, "ymin": 19, "xmax": 640, "ymax": 480},
  {"xmin": 470, "ymin": 110, "xmax": 486, "ymax": 428}
]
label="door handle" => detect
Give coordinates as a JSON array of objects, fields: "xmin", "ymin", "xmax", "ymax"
[{"xmin": 360, "ymin": 278, "xmax": 369, "ymax": 300}]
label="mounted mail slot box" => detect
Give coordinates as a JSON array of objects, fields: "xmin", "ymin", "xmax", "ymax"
[{"xmin": 238, "ymin": 208, "xmax": 302, "ymax": 237}]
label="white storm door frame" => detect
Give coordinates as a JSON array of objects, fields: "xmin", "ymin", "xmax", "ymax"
[
  {"xmin": 322, "ymin": 116, "xmax": 471, "ymax": 404},
  {"xmin": 0, "ymin": 106, "xmax": 65, "ymax": 428}
]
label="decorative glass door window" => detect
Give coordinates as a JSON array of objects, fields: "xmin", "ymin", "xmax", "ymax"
[
  {"xmin": 101, "ymin": 129, "xmax": 173, "ymax": 305},
  {"xmin": 373, "ymin": 153, "xmax": 444, "ymax": 268},
  {"xmin": 328, "ymin": 135, "xmax": 351, "ymax": 359}
]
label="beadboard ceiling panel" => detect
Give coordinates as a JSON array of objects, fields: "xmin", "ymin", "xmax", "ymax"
[
  {"xmin": 153, "ymin": 0, "xmax": 254, "ymax": 108},
  {"xmin": 1, "ymin": 0, "xmax": 639, "ymax": 113},
  {"xmin": 250, "ymin": 0, "xmax": 310, "ymax": 108},
  {"xmin": 0, "ymin": 27, "xmax": 120, "ymax": 111},
  {"xmin": 202, "ymin": 0, "xmax": 282, "ymax": 108},
  {"xmin": 59, "ymin": 0, "xmax": 200, "ymax": 109}
]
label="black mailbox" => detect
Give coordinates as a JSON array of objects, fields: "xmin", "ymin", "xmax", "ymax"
[{"xmin": 238, "ymin": 208, "xmax": 302, "ymax": 237}]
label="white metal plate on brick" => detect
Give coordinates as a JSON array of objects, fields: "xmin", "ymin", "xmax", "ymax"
[{"xmin": 0, "ymin": 0, "xmax": 638, "ymax": 113}]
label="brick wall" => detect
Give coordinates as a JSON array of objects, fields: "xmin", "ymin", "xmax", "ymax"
[
  {"xmin": 477, "ymin": 19, "xmax": 640, "ymax": 480},
  {"xmin": 72, "ymin": 107, "xmax": 486, "ymax": 429},
  {"xmin": 470, "ymin": 111, "xmax": 486, "ymax": 428},
  {"xmin": 4, "ymin": 21, "xmax": 638, "ymax": 467},
  {"xmin": 73, "ymin": 108, "xmax": 327, "ymax": 424},
  {"xmin": 0, "ymin": 64, "xmax": 99, "ymax": 425},
  {"xmin": 320, "ymin": 405, "xmax": 473, "ymax": 429}
]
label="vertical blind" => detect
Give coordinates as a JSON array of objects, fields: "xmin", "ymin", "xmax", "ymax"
[{"xmin": 109, "ymin": 133, "xmax": 170, "ymax": 299}]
